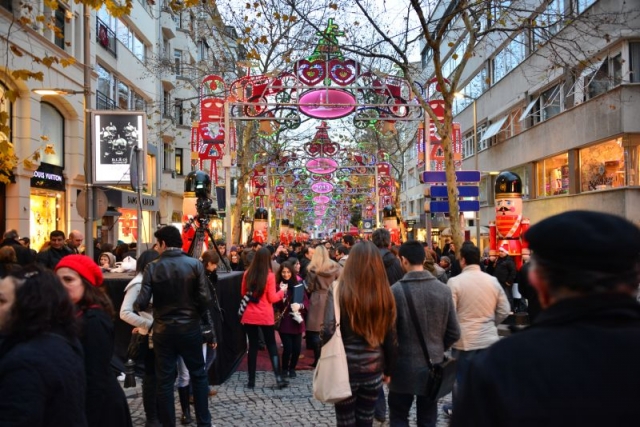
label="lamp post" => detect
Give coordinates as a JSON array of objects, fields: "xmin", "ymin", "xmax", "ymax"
[{"xmin": 455, "ymin": 93, "xmax": 480, "ymax": 248}]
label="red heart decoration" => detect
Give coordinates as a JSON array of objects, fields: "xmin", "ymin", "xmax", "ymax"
[
  {"xmin": 295, "ymin": 60, "xmax": 325, "ymax": 86},
  {"xmin": 329, "ymin": 59, "xmax": 359, "ymax": 86}
]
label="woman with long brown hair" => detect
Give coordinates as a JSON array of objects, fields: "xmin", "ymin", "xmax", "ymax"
[
  {"xmin": 240, "ymin": 247, "xmax": 288, "ymax": 389},
  {"xmin": 322, "ymin": 241, "xmax": 397, "ymax": 427}
]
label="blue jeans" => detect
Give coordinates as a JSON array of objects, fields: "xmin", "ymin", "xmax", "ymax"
[
  {"xmin": 374, "ymin": 386, "xmax": 386, "ymax": 420},
  {"xmin": 154, "ymin": 327, "xmax": 211, "ymax": 427},
  {"xmin": 388, "ymin": 391, "xmax": 437, "ymax": 427}
]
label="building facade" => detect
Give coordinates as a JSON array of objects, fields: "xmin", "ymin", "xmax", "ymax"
[
  {"xmin": 0, "ymin": 0, "xmax": 240, "ymax": 251},
  {"xmin": 408, "ymin": 0, "xmax": 640, "ymax": 249}
]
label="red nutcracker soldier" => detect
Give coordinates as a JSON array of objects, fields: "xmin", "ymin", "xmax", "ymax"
[
  {"xmin": 279, "ymin": 219, "xmax": 291, "ymax": 245},
  {"xmin": 383, "ymin": 205, "xmax": 401, "ymax": 246},
  {"xmin": 253, "ymin": 208, "xmax": 268, "ymax": 244},
  {"xmin": 489, "ymin": 171, "xmax": 530, "ymax": 269}
]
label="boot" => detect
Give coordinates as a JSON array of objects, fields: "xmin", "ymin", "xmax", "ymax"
[
  {"xmin": 177, "ymin": 386, "xmax": 193, "ymax": 425},
  {"xmin": 271, "ymin": 355, "xmax": 289, "ymax": 389},
  {"xmin": 247, "ymin": 371, "xmax": 255, "ymax": 389},
  {"xmin": 311, "ymin": 343, "xmax": 320, "ymax": 368},
  {"xmin": 142, "ymin": 377, "xmax": 160, "ymax": 427}
]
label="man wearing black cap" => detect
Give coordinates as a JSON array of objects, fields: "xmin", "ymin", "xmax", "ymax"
[{"xmin": 452, "ymin": 210, "xmax": 640, "ymax": 427}]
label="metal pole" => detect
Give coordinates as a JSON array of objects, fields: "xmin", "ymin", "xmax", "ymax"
[
  {"xmin": 374, "ymin": 162, "xmax": 380, "ymax": 228},
  {"xmin": 473, "ymin": 99, "xmax": 480, "ymax": 249},
  {"xmin": 136, "ymin": 147, "xmax": 143, "ymax": 257},
  {"xmin": 424, "ymin": 110, "xmax": 431, "ymax": 246},
  {"xmin": 84, "ymin": 4, "xmax": 94, "ymax": 260},
  {"xmin": 223, "ymin": 102, "xmax": 232, "ymax": 243}
]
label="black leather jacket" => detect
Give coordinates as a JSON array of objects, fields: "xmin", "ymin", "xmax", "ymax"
[
  {"xmin": 134, "ymin": 249, "xmax": 212, "ymax": 335},
  {"xmin": 322, "ymin": 285, "xmax": 397, "ymax": 378}
]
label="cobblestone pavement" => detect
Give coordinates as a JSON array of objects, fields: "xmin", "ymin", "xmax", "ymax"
[{"xmin": 124, "ymin": 370, "xmax": 452, "ymax": 426}]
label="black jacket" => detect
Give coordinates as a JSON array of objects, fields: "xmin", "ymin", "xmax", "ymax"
[
  {"xmin": 36, "ymin": 246, "xmax": 72, "ymax": 270},
  {"xmin": 135, "ymin": 249, "xmax": 212, "ymax": 335},
  {"xmin": 0, "ymin": 332, "xmax": 87, "ymax": 427},
  {"xmin": 322, "ymin": 285, "xmax": 397, "ymax": 378},
  {"xmin": 0, "ymin": 238, "xmax": 34, "ymax": 266},
  {"xmin": 452, "ymin": 293, "xmax": 640, "ymax": 427},
  {"xmin": 79, "ymin": 308, "xmax": 132, "ymax": 427},
  {"xmin": 380, "ymin": 248, "xmax": 404, "ymax": 286},
  {"xmin": 492, "ymin": 255, "xmax": 516, "ymax": 286}
]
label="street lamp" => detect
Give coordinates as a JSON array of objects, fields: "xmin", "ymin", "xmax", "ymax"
[
  {"xmin": 31, "ymin": 5, "xmax": 94, "ymax": 259},
  {"xmin": 454, "ymin": 92, "xmax": 480, "ymax": 248}
]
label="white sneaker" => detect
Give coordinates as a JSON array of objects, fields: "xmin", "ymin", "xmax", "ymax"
[{"xmin": 117, "ymin": 373, "xmax": 126, "ymax": 382}]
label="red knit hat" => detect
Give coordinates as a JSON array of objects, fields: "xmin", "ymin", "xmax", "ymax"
[{"xmin": 55, "ymin": 254, "xmax": 104, "ymax": 287}]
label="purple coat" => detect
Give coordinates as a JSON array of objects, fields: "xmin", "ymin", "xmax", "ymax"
[{"xmin": 275, "ymin": 284, "xmax": 310, "ymax": 335}]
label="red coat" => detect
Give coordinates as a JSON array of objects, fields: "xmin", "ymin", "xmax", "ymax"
[{"xmin": 240, "ymin": 271, "xmax": 285, "ymax": 325}]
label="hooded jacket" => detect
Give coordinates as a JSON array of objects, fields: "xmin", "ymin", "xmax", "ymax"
[{"xmin": 305, "ymin": 261, "xmax": 342, "ymax": 332}]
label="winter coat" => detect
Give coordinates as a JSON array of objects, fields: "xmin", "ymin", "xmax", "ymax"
[
  {"xmin": 493, "ymin": 255, "xmax": 517, "ymax": 286},
  {"xmin": 305, "ymin": 262, "xmax": 342, "ymax": 332},
  {"xmin": 135, "ymin": 249, "xmax": 211, "ymax": 335},
  {"xmin": 0, "ymin": 332, "xmax": 87, "ymax": 426},
  {"xmin": 389, "ymin": 270, "xmax": 460, "ymax": 396},
  {"xmin": 452, "ymin": 293, "xmax": 640, "ymax": 427},
  {"xmin": 79, "ymin": 308, "xmax": 132, "ymax": 427},
  {"xmin": 447, "ymin": 265, "xmax": 511, "ymax": 351},
  {"xmin": 322, "ymin": 284, "xmax": 397, "ymax": 379},
  {"xmin": 120, "ymin": 273, "xmax": 154, "ymax": 335},
  {"xmin": 240, "ymin": 271, "xmax": 285, "ymax": 325},
  {"xmin": 380, "ymin": 248, "xmax": 404, "ymax": 286},
  {"xmin": 275, "ymin": 281, "xmax": 309, "ymax": 335},
  {"xmin": 36, "ymin": 245, "xmax": 72, "ymax": 270}
]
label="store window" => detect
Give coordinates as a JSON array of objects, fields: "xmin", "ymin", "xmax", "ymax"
[
  {"xmin": 580, "ymin": 139, "xmax": 625, "ymax": 191},
  {"xmin": 40, "ymin": 103, "xmax": 64, "ymax": 167},
  {"xmin": 537, "ymin": 153, "xmax": 569, "ymax": 197},
  {"xmin": 30, "ymin": 192, "xmax": 64, "ymax": 252},
  {"xmin": 117, "ymin": 209, "xmax": 152, "ymax": 245},
  {"xmin": 175, "ymin": 148, "xmax": 183, "ymax": 175}
]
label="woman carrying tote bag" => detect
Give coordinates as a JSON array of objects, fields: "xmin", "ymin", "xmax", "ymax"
[{"xmin": 321, "ymin": 241, "xmax": 398, "ymax": 426}]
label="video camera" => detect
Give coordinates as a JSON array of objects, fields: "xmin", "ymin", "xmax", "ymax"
[{"xmin": 184, "ymin": 170, "xmax": 218, "ymax": 219}]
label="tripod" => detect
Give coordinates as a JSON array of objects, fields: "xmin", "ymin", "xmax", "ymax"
[{"xmin": 186, "ymin": 212, "xmax": 231, "ymax": 271}]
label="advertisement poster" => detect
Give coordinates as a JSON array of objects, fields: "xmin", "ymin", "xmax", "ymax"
[{"xmin": 93, "ymin": 111, "xmax": 145, "ymax": 185}]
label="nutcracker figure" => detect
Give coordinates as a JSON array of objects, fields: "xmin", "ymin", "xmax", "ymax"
[
  {"xmin": 489, "ymin": 171, "xmax": 530, "ymax": 269},
  {"xmin": 382, "ymin": 205, "xmax": 401, "ymax": 246},
  {"xmin": 253, "ymin": 208, "xmax": 268, "ymax": 244}
]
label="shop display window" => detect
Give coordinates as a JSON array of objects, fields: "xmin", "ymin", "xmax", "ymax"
[
  {"xmin": 117, "ymin": 209, "xmax": 152, "ymax": 244},
  {"xmin": 537, "ymin": 153, "xmax": 569, "ymax": 197},
  {"xmin": 580, "ymin": 139, "xmax": 625, "ymax": 191},
  {"xmin": 30, "ymin": 192, "xmax": 64, "ymax": 252}
]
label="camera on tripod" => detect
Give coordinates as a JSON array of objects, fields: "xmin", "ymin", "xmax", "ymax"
[{"xmin": 184, "ymin": 170, "xmax": 218, "ymax": 218}]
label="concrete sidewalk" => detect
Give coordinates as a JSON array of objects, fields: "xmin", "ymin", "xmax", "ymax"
[{"xmin": 125, "ymin": 370, "xmax": 452, "ymax": 426}]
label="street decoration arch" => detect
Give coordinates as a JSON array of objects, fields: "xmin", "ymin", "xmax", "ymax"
[{"xmin": 189, "ymin": 19, "xmax": 463, "ymax": 243}]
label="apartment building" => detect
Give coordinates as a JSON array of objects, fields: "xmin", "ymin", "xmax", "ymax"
[
  {"xmin": 404, "ymin": 0, "xmax": 640, "ymax": 247},
  {"xmin": 0, "ymin": 0, "xmax": 240, "ymax": 250}
]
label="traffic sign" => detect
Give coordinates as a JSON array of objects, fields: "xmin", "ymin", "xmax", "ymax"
[
  {"xmin": 421, "ymin": 170, "xmax": 481, "ymax": 184},
  {"xmin": 430, "ymin": 200, "xmax": 480, "ymax": 213},
  {"xmin": 429, "ymin": 186, "xmax": 479, "ymax": 198}
]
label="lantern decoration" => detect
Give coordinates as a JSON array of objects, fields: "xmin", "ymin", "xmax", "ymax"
[{"xmin": 489, "ymin": 171, "xmax": 530, "ymax": 269}]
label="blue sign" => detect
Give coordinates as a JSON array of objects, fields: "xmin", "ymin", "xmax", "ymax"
[
  {"xmin": 429, "ymin": 186, "xmax": 479, "ymax": 198},
  {"xmin": 421, "ymin": 170, "xmax": 481, "ymax": 184},
  {"xmin": 430, "ymin": 200, "xmax": 480, "ymax": 213}
]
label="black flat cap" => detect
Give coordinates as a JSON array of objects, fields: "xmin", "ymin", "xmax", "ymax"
[{"xmin": 525, "ymin": 210, "xmax": 640, "ymax": 273}]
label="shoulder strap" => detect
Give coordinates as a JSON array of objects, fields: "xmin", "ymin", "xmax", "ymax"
[
  {"xmin": 400, "ymin": 282, "xmax": 433, "ymax": 369},
  {"xmin": 332, "ymin": 280, "xmax": 340, "ymax": 326}
]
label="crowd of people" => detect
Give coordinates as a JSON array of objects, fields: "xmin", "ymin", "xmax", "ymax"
[{"xmin": 1, "ymin": 209, "xmax": 640, "ymax": 427}]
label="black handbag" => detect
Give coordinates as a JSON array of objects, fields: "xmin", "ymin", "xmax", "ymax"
[
  {"xmin": 273, "ymin": 296, "xmax": 288, "ymax": 330},
  {"xmin": 126, "ymin": 331, "xmax": 148, "ymax": 361},
  {"xmin": 401, "ymin": 282, "xmax": 457, "ymax": 401}
]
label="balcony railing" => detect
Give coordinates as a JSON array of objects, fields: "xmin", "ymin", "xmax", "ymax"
[
  {"xmin": 96, "ymin": 18, "xmax": 117, "ymax": 58},
  {"xmin": 96, "ymin": 91, "xmax": 117, "ymax": 110}
]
